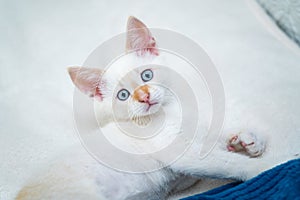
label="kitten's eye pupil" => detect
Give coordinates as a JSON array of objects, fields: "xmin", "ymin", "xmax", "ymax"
[
  {"xmin": 117, "ymin": 89, "xmax": 130, "ymax": 101},
  {"xmin": 141, "ymin": 69, "xmax": 153, "ymax": 82}
]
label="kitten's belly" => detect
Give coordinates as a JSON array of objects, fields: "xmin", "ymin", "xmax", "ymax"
[{"xmin": 16, "ymin": 143, "xmax": 173, "ymax": 200}]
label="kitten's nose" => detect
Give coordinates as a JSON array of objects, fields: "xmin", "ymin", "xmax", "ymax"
[
  {"xmin": 139, "ymin": 93, "xmax": 150, "ymax": 103},
  {"xmin": 133, "ymin": 85, "xmax": 150, "ymax": 103}
]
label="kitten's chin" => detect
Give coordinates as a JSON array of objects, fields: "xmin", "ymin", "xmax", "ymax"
[
  {"xmin": 147, "ymin": 103, "xmax": 160, "ymax": 114},
  {"xmin": 139, "ymin": 103, "xmax": 161, "ymax": 116}
]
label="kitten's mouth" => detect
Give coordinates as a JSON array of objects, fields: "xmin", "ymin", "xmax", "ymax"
[{"xmin": 146, "ymin": 102, "xmax": 158, "ymax": 112}]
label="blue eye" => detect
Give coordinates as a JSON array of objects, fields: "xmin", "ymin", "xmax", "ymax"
[
  {"xmin": 117, "ymin": 89, "xmax": 130, "ymax": 101},
  {"xmin": 141, "ymin": 69, "xmax": 153, "ymax": 82}
]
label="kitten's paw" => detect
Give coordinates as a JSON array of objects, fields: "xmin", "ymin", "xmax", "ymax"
[{"xmin": 227, "ymin": 131, "xmax": 266, "ymax": 157}]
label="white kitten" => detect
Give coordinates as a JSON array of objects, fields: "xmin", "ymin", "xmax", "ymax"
[{"xmin": 16, "ymin": 16, "xmax": 298, "ymax": 200}]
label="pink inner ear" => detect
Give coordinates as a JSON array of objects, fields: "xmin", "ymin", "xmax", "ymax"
[
  {"xmin": 126, "ymin": 16, "xmax": 159, "ymax": 56},
  {"xmin": 87, "ymin": 85, "xmax": 103, "ymax": 101},
  {"xmin": 68, "ymin": 67, "xmax": 104, "ymax": 101},
  {"xmin": 94, "ymin": 86, "xmax": 103, "ymax": 101},
  {"xmin": 146, "ymin": 36, "xmax": 159, "ymax": 56}
]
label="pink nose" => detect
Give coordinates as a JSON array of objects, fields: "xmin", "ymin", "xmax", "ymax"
[{"xmin": 139, "ymin": 93, "xmax": 150, "ymax": 103}]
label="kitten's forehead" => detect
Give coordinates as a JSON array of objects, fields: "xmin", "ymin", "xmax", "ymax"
[{"xmin": 103, "ymin": 53, "xmax": 162, "ymax": 85}]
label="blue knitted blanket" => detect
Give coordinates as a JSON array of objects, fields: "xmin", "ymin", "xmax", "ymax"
[{"xmin": 181, "ymin": 159, "xmax": 300, "ymax": 200}]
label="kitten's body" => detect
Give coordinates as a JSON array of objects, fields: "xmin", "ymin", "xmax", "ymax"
[{"xmin": 16, "ymin": 17, "xmax": 299, "ymax": 200}]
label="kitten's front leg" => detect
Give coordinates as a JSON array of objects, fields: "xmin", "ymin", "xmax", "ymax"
[
  {"xmin": 170, "ymin": 148, "xmax": 270, "ymax": 181},
  {"xmin": 227, "ymin": 131, "xmax": 266, "ymax": 157}
]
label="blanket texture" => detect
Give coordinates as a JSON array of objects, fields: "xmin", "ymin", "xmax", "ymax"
[
  {"xmin": 181, "ymin": 159, "xmax": 300, "ymax": 200},
  {"xmin": 257, "ymin": 0, "xmax": 300, "ymax": 46}
]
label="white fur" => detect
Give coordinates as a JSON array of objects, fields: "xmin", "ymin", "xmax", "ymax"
[
  {"xmin": 16, "ymin": 17, "xmax": 300, "ymax": 200},
  {"xmin": 16, "ymin": 51, "xmax": 299, "ymax": 200}
]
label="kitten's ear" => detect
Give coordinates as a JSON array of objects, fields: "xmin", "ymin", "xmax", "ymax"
[
  {"xmin": 126, "ymin": 16, "xmax": 159, "ymax": 56},
  {"xmin": 68, "ymin": 67, "xmax": 104, "ymax": 101}
]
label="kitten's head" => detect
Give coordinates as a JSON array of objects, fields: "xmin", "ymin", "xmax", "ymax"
[{"xmin": 68, "ymin": 17, "xmax": 173, "ymax": 126}]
